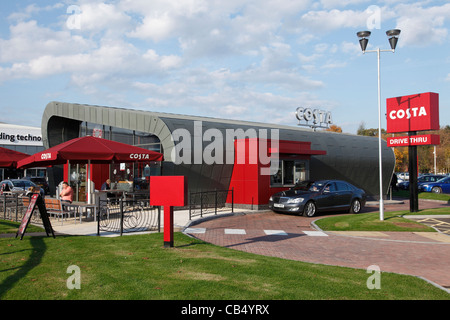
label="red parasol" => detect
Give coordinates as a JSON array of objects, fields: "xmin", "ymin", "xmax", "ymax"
[
  {"xmin": 17, "ymin": 136, "xmax": 164, "ymax": 203},
  {"xmin": 0, "ymin": 147, "xmax": 29, "ymax": 168},
  {"xmin": 17, "ymin": 135, "xmax": 163, "ymax": 168}
]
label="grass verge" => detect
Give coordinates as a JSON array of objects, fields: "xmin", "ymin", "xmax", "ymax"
[
  {"xmin": 0, "ymin": 219, "xmax": 46, "ymax": 234},
  {"xmin": 1, "ymin": 231, "xmax": 448, "ymax": 300},
  {"xmin": 315, "ymin": 207, "xmax": 450, "ymax": 232},
  {"xmin": 393, "ymin": 189, "xmax": 450, "ymax": 202}
]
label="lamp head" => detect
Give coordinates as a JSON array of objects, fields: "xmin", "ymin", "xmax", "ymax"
[
  {"xmin": 386, "ymin": 29, "xmax": 401, "ymax": 51},
  {"xmin": 356, "ymin": 31, "xmax": 371, "ymax": 52}
]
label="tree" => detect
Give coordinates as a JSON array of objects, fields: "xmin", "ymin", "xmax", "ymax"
[
  {"xmin": 357, "ymin": 123, "xmax": 450, "ymax": 174},
  {"xmin": 325, "ymin": 124, "xmax": 342, "ymax": 133},
  {"xmin": 388, "ymin": 126, "xmax": 450, "ymax": 174},
  {"xmin": 357, "ymin": 122, "xmax": 386, "ymax": 136}
]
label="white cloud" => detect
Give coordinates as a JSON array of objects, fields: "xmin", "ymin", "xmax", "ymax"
[
  {"xmin": 74, "ymin": 2, "xmax": 131, "ymax": 35},
  {"xmin": 0, "ymin": 20, "xmax": 93, "ymax": 63},
  {"xmin": 394, "ymin": 2, "xmax": 450, "ymax": 47},
  {"xmin": 1, "ymin": 1, "xmax": 450, "ymax": 132},
  {"xmin": 299, "ymin": 9, "xmax": 367, "ymax": 32}
]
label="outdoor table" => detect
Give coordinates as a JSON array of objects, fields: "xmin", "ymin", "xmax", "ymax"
[
  {"xmin": 99, "ymin": 189, "xmax": 127, "ymax": 199},
  {"xmin": 78, "ymin": 204, "xmax": 97, "ymax": 222},
  {"xmin": 63, "ymin": 203, "xmax": 97, "ymax": 223},
  {"xmin": 63, "ymin": 203, "xmax": 81, "ymax": 223}
]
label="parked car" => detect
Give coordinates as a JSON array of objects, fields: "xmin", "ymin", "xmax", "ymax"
[
  {"xmin": 0, "ymin": 179, "xmax": 37, "ymax": 194},
  {"xmin": 396, "ymin": 172, "xmax": 409, "ymax": 184},
  {"xmin": 418, "ymin": 176, "xmax": 450, "ymax": 194},
  {"xmin": 269, "ymin": 180, "xmax": 366, "ymax": 217},
  {"xmin": 398, "ymin": 174, "xmax": 445, "ymax": 190},
  {"xmin": 23, "ymin": 176, "xmax": 50, "ymax": 194}
]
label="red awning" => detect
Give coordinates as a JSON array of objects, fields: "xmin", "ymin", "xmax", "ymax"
[
  {"xmin": 269, "ymin": 140, "xmax": 327, "ymax": 156},
  {"xmin": 0, "ymin": 147, "xmax": 29, "ymax": 168},
  {"xmin": 17, "ymin": 136, "xmax": 164, "ymax": 169}
]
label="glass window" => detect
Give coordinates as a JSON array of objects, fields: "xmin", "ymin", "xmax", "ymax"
[
  {"xmin": 270, "ymin": 160, "xmax": 309, "ymax": 187},
  {"xmin": 270, "ymin": 160, "xmax": 283, "ymax": 186},
  {"xmin": 336, "ymin": 181, "xmax": 349, "ymax": 191},
  {"xmin": 77, "ymin": 122, "xmax": 163, "ymax": 194}
]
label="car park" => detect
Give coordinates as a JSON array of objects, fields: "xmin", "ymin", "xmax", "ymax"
[
  {"xmin": 396, "ymin": 172, "xmax": 409, "ymax": 184},
  {"xmin": 268, "ymin": 180, "xmax": 366, "ymax": 217},
  {"xmin": 398, "ymin": 174, "xmax": 445, "ymax": 190},
  {"xmin": 418, "ymin": 176, "xmax": 450, "ymax": 194}
]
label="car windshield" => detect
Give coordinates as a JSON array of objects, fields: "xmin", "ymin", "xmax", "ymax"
[
  {"xmin": 436, "ymin": 177, "xmax": 449, "ymax": 183},
  {"xmin": 292, "ymin": 180, "xmax": 314, "ymax": 191},
  {"xmin": 12, "ymin": 180, "xmax": 35, "ymax": 188},
  {"xmin": 308, "ymin": 181, "xmax": 326, "ymax": 192}
]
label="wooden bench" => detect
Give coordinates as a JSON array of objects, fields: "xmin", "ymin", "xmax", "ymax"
[
  {"xmin": 20, "ymin": 196, "xmax": 76, "ymax": 225},
  {"xmin": 44, "ymin": 198, "xmax": 75, "ymax": 225}
]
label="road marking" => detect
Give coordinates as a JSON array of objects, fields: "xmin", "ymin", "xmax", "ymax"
[
  {"xmin": 184, "ymin": 227, "xmax": 206, "ymax": 234},
  {"xmin": 184, "ymin": 228, "xmax": 329, "ymax": 237},
  {"xmin": 224, "ymin": 228, "xmax": 246, "ymax": 235},
  {"xmin": 302, "ymin": 231, "xmax": 328, "ymax": 237},
  {"xmin": 264, "ymin": 230, "xmax": 288, "ymax": 236}
]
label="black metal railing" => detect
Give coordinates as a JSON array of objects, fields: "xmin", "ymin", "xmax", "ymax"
[
  {"xmin": 1, "ymin": 193, "xmax": 41, "ymax": 223},
  {"xmin": 97, "ymin": 199, "xmax": 161, "ymax": 236},
  {"xmin": 189, "ymin": 189, "xmax": 233, "ymax": 220}
]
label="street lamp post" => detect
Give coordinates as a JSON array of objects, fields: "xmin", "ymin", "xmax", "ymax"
[{"xmin": 356, "ymin": 29, "xmax": 401, "ymax": 221}]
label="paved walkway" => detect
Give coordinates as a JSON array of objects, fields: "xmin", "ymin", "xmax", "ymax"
[{"xmin": 185, "ymin": 199, "xmax": 450, "ymax": 293}]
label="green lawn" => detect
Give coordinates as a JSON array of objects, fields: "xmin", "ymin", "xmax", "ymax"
[
  {"xmin": 0, "ymin": 219, "xmax": 45, "ymax": 234},
  {"xmin": 1, "ymin": 229, "xmax": 449, "ymax": 300},
  {"xmin": 2, "ymin": 202, "xmax": 450, "ymax": 301},
  {"xmin": 393, "ymin": 189, "xmax": 450, "ymax": 202},
  {"xmin": 315, "ymin": 207, "xmax": 450, "ymax": 232}
]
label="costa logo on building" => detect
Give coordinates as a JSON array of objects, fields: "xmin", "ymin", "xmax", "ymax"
[
  {"xmin": 295, "ymin": 107, "xmax": 332, "ymax": 129},
  {"xmin": 129, "ymin": 153, "xmax": 150, "ymax": 160},
  {"xmin": 386, "ymin": 92, "xmax": 439, "ymax": 133}
]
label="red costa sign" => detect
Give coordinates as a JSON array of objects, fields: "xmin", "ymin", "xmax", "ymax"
[
  {"xmin": 386, "ymin": 92, "xmax": 439, "ymax": 133},
  {"xmin": 387, "ymin": 134, "xmax": 440, "ymax": 147}
]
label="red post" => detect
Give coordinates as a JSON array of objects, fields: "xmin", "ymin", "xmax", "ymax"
[{"xmin": 164, "ymin": 206, "xmax": 174, "ymax": 248}]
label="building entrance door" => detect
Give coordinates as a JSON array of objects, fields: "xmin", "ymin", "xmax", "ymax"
[{"xmin": 68, "ymin": 163, "xmax": 87, "ymax": 202}]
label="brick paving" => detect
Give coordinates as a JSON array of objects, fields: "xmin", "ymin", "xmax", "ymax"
[{"xmin": 186, "ymin": 199, "xmax": 450, "ymax": 291}]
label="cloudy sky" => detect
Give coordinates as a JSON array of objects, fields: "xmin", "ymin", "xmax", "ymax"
[{"xmin": 0, "ymin": 0, "xmax": 449, "ymax": 134}]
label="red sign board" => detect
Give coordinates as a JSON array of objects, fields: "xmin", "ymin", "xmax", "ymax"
[
  {"xmin": 149, "ymin": 176, "xmax": 187, "ymax": 207},
  {"xmin": 386, "ymin": 92, "xmax": 439, "ymax": 133},
  {"xmin": 387, "ymin": 134, "xmax": 440, "ymax": 147}
]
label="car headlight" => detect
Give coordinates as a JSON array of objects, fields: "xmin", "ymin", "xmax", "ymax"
[
  {"xmin": 287, "ymin": 198, "xmax": 304, "ymax": 204},
  {"xmin": 269, "ymin": 196, "xmax": 273, "ymax": 201}
]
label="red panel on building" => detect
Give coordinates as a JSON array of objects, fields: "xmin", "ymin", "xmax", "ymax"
[
  {"xmin": 386, "ymin": 92, "xmax": 439, "ymax": 133},
  {"xmin": 228, "ymin": 139, "xmax": 326, "ymax": 207}
]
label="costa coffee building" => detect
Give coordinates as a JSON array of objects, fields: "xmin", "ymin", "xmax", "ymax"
[{"xmin": 41, "ymin": 101, "xmax": 395, "ymax": 208}]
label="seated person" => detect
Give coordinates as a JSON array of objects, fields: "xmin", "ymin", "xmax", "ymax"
[
  {"xmin": 101, "ymin": 178, "xmax": 114, "ymax": 199},
  {"xmin": 59, "ymin": 181, "xmax": 74, "ymax": 204}
]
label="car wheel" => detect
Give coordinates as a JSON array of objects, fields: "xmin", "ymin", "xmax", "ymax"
[
  {"xmin": 432, "ymin": 187, "xmax": 442, "ymax": 194},
  {"xmin": 302, "ymin": 201, "xmax": 316, "ymax": 217},
  {"xmin": 350, "ymin": 199, "xmax": 361, "ymax": 213}
]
